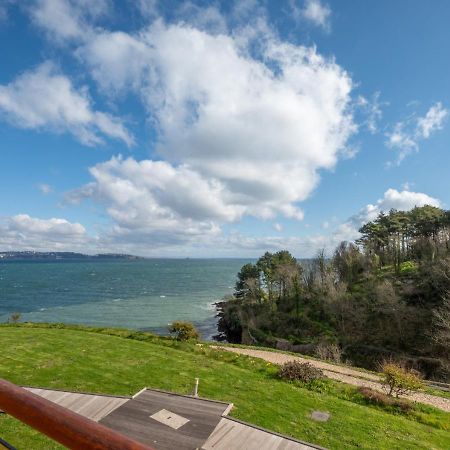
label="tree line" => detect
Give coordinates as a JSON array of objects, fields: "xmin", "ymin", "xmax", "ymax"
[{"xmin": 216, "ymin": 205, "xmax": 450, "ymax": 381}]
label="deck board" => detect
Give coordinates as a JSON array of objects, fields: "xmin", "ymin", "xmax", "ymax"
[
  {"xmin": 17, "ymin": 387, "xmax": 323, "ymax": 449},
  {"xmin": 202, "ymin": 418, "xmax": 318, "ymax": 450},
  {"xmin": 25, "ymin": 387, "xmax": 129, "ymax": 422},
  {"xmin": 99, "ymin": 389, "xmax": 229, "ymax": 450}
]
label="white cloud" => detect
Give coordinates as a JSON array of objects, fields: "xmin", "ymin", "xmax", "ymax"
[
  {"xmin": 349, "ymin": 188, "xmax": 441, "ymax": 234},
  {"xmin": 37, "ymin": 183, "xmax": 53, "ymax": 194},
  {"xmin": 135, "ymin": 0, "xmax": 159, "ymax": 19},
  {"xmin": 0, "ymin": 214, "xmax": 89, "ymax": 251},
  {"xmin": 3, "ymin": 187, "xmax": 442, "ymax": 258},
  {"xmin": 357, "ymin": 92, "xmax": 386, "ymax": 134},
  {"xmin": 0, "ymin": 62, "xmax": 134, "ymax": 146},
  {"xmin": 417, "ymin": 102, "xmax": 448, "ymax": 138},
  {"xmin": 175, "ymin": 2, "xmax": 227, "ymax": 34},
  {"xmin": 65, "ymin": 20, "xmax": 358, "ymax": 247},
  {"xmin": 77, "ymin": 21, "xmax": 354, "ymax": 229},
  {"xmin": 291, "ymin": 0, "xmax": 331, "ymax": 30},
  {"xmin": 273, "ymin": 223, "xmax": 283, "ymax": 232},
  {"xmin": 386, "ymin": 102, "xmax": 448, "ymax": 164},
  {"xmin": 29, "ymin": 0, "xmax": 110, "ymax": 41},
  {"xmin": 305, "ymin": 188, "xmax": 444, "ymax": 256}
]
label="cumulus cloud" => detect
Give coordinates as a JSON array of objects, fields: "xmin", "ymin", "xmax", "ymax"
[
  {"xmin": 386, "ymin": 102, "xmax": 448, "ymax": 164},
  {"xmin": 66, "ymin": 156, "xmax": 232, "ymax": 241},
  {"xmin": 0, "ymin": 62, "xmax": 134, "ymax": 146},
  {"xmin": 75, "ymin": 21, "xmax": 354, "ymax": 235},
  {"xmin": 0, "ymin": 214, "xmax": 89, "ymax": 251},
  {"xmin": 2, "ymin": 187, "xmax": 442, "ymax": 258},
  {"xmin": 346, "ymin": 188, "xmax": 441, "ymax": 237},
  {"xmin": 291, "ymin": 0, "xmax": 331, "ymax": 30},
  {"xmin": 290, "ymin": 188, "xmax": 444, "ymax": 257}
]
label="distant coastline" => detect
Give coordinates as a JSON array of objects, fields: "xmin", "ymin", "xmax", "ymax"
[{"xmin": 0, "ymin": 251, "xmax": 144, "ymax": 261}]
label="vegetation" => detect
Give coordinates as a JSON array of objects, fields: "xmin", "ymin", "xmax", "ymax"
[
  {"xmin": 8, "ymin": 312, "xmax": 21, "ymax": 323},
  {"xmin": 0, "ymin": 324, "xmax": 449, "ymax": 449},
  {"xmin": 381, "ymin": 362, "xmax": 424, "ymax": 397},
  {"xmin": 168, "ymin": 321, "xmax": 200, "ymax": 341},
  {"xmin": 278, "ymin": 361, "xmax": 324, "ymax": 383},
  {"xmin": 358, "ymin": 387, "xmax": 414, "ymax": 412},
  {"xmin": 217, "ymin": 206, "xmax": 450, "ymax": 381}
]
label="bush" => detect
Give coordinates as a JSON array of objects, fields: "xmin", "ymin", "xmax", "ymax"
[
  {"xmin": 278, "ymin": 361, "xmax": 324, "ymax": 382},
  {"xmin": 358, "ymin": 387, "xmax": 414, "ymax": 412},
  {"xmin": 9, "ymin": 312, "xmax": 21, "ymax": 323},
  {"xmin": 399, "ymin": 260, "xmax": 418, "ymax": 274},
  {"xmin": 168, "ymin": 321, "xmax": 200, "ymax": 341},
  {"xmin": 381, "ymin": 362, "xmax": 424, "ymax": 397},
  {"xmin": 315, "ymin": 343, "xmax": 342, "ymax": 363}
]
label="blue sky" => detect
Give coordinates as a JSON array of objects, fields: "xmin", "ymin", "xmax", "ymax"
[{"xmin": 0, "ymin": 0, "xmax": 448, "ymax": 257}]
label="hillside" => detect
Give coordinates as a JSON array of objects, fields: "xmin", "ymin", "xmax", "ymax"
[
  {"xmin": 217, "ymin": 206, "xmax": 450, "ymax": 381},
  {"xmin": 0, "ymin": 324, "xmax": 449, "ymax": 449}
]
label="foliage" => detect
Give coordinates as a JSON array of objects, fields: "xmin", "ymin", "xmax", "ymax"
[
  {"xmin": 315, "ymin": 343, "xmax": 342, "ymax": 363},
  {"xmin": 168, "ymin": 321, "xmax": 200, "ymax": 341},
  {"xmin": 399, "ymin": 260, "xmax": 418, "ymax": 274},
  {"xmin": 278, "ymin": 361, "xmax": 324, "ymax": 383},
  {"xmin": 8, "ymin": 312, "xmax": 21, "ymax": 323},
  {"xmin": 381, "ymin": 362, "xmax": 424, "ymax": 397},
  {"xmin": 218, "ymin": 205, "xmax": 450, "ymax": 381},
  {"xmin": 358, "ymin": 387, "xmax": 414, "ymax": 412}
]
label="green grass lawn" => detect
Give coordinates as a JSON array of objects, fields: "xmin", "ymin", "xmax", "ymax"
[{"xmin": 0, "ymin": 324, "xmax": 449, "ymax": 450}]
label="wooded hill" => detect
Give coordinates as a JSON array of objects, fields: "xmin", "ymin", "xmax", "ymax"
[{"xmin": 217, "ymin": 205, "xmax": 450, "ymax": 381}]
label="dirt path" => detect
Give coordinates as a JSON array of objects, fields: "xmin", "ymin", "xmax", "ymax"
[{"xmin": 214, "ymin": 346, "xmax": 450, "ymax": 413}]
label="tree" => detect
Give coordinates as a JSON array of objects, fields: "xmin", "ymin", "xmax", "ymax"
[
  {"xmin": 381, "ymin": 362, "xmax": 423, "ymax": 397},
  {"xmin": 235, "ymin": 263, "xmax": 261, "ymax": 302},
  {"xmin": 433, "ymin": 294, "xmax": 450, "ymax": 349},
  {"xmin": 168, "ymin": 321, "xmax": 200, "ymax": 341}
]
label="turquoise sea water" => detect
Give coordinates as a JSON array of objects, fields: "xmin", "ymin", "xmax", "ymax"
[{"xmin": 0, "ymin": 259, "xmax": 251, "ymax": 339}]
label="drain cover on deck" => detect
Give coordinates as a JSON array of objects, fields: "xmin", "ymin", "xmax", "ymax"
[{"xmin": 150, "ymin": 409, "xmax": 190, "ymax": 429}]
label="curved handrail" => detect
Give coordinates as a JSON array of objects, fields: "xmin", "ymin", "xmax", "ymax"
[
  {"xmin": 0, "ymin": 379, "xmax": 154, "ymax": 450},
  {"xmin": 0, "ymin": 437, "xmax": 17, "ymax": 450}
]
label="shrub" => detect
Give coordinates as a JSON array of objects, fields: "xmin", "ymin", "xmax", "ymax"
[
  {"xmin": 278, "ymin": 361, "xmax": 324, "ymax": 383},
  {"xmin": 399, "ymin": 260, "xmax": 418, "ymax": 274},
  {"xmin": 358, "ymin": 387, "xmax": 414, "ymax": 412},
  {"xmin": 315, "ymin": 343, "xmax": 342, "ymax": 363},
  {"xmin": 9, "ymin": 312, "xmax": 21, "ymax": 323},
  {"xmin": 168, "ymin": 321, "xmax": 200, "ymax": 341},
  {"xmin": 381, "ymin": 362, "xmax": 424, "ymax": 397}
]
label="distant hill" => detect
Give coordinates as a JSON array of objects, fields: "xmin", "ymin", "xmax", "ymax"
[{"xmin": 0, "ymin": 251, "xmax": 144, "ymax": 261}]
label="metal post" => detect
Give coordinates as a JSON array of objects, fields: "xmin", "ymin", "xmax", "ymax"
[{"xmin": 194, "ymin": 378, "xmax": 199, "ymax": 397}]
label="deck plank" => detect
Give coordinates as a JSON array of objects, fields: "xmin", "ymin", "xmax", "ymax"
[
  {"xmin": 202, "ymin": 418, "xmax": 318, "ymax": 450},
  {"xmin": 25, "ymin": 387, "xmax": 129, "ymax": 422}
]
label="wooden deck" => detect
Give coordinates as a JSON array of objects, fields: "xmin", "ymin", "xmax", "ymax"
[
  {"xmin": 25, "ymin": 387, "xmax": 129, "ymax": 422},
  {"xmin": 202, "ymin": 417, "xmax": 322, "ymax": 450},
  {"xmin": 11, "ymin": 387, "xmax": 324, "ymax": 449},
  {"xmin": 99, "ymin": 389, "xmax": 229, "ymax": 450}
]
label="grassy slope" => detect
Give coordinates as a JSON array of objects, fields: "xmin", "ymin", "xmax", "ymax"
[{"xmin": 0, "ymin": 325, "xmax": 449, "ymax": 450}]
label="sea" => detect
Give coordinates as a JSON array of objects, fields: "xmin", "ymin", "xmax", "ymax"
[{"xmin": 0, "ymin": 259, "xmax": 252, "ymax": 340}]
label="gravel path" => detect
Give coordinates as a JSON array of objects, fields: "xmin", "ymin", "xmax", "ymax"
[{"xmin": 214, "ymin": 346, "xmax": 450, "ymax": 413}]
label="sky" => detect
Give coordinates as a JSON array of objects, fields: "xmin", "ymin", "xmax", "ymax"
[{"xmin": 0, "ymin": 0, "xmax": 449, "ymax": 257}]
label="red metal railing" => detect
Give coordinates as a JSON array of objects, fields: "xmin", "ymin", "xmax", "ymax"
[{"xmin": 0, "ymin": 379, "xmax": 155, "ymax": 450}]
